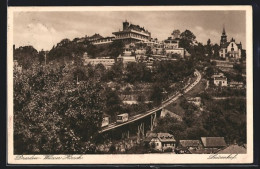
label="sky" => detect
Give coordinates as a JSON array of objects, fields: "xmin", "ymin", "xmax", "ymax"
[{"xmin": 13, "ymin": 10, "xmax": 246, "ymax": 51}]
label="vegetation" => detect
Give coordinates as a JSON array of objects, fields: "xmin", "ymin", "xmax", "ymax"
[
  {"xmin": 154, "ymin": 96, "xmax": 246, "ymax": 145},
  {"xmin": 13, "ymin": 28, "xmax": 247, "ymax": 154}
]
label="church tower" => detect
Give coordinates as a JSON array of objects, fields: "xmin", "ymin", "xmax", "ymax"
[{"xmin": 220, "ymin": 26, "xmax": 227, "ymax": 45}]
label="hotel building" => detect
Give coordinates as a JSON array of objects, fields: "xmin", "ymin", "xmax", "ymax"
[{"xmin": 112, "ymin": 20, "xmax": 151, "ymax": 44}]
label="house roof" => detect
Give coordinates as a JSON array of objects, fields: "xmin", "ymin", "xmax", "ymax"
[
  {"xmin": 217, "ymin": 144, "xmax": 246, "ymax": 154},
  {"xmin": 179, "ymin": 140, "xmax": 201, "ymax": 148},
  {"xmin": 144, "ymin": 132, "xmax": 176, "ymax": 142},
  {"xmin": 201, "ymin": 137, "xmax": 227, "ymax": 148},
  {"xmin": 214, "ymin": 77, "xmax": 227, "ymax": 81},
  {"xmin": 157, "ymin": 133, "xmax": 176, "ymax": 142}
]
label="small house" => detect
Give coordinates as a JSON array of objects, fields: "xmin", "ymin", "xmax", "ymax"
[
  {"xmin": 178, "ymin": 140, "xmax": 202, "ymax": 150},
  {"xmin": 144, "ymin": 132, "xmax": 176, "ymax": 152},
  {"xmin": 201, "ymin": 137, "xmax": 227, "ymax": 153},
  {"xmin": 213, "ymin": 76, "xmax": 228, "ymax": 87}
]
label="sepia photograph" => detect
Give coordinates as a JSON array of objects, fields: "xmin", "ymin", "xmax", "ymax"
[{"xmin": 7, "ymin": 6, "xmax": 253, "ymax": 164}]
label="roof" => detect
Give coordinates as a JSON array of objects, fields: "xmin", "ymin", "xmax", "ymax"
[
  {"xmin": 201, "ymin": 137, "xmax": 227, "ymax": 148},
  {"xmin": 214, "ymin": 77, "xmax": 227, "ymax": 81},
  {"xmin": 157, "ymin": 133, "xmax": 176, "ymax": 142},
  {"xmin": 144, "ymin": 132, "xmax": 176, "ymax": 143},
  {"xmin": 179, "ymin": 140, "xmax": 201, "ymax": 148},
  {"xmin": 217, "ymin": 144, "xmax": 246, "ymax": 154}
]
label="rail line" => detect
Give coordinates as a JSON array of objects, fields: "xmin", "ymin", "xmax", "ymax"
[{"xmin": 100, "ymin": 70, "xmax": 201, "ymax": 133}]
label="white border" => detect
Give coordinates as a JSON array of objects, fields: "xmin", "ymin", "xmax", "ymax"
[{"xmin": 7, "ymin": 6, "xmax": 253, "ymax": 164}]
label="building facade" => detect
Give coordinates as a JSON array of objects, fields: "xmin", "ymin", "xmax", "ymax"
[
  {"xmin": 219, "ymin": 27, "xmax": 243, "ymax": 59},
  {"xmin": 113, "ymin": 20, "xmax": 151, "ymax": 44},
  {"xmin": 213, "ymin": 76, "xmax": 228, "ymax": 87},
  {"xmin": 144, "ymin": 132, "xmax": 176, "ymax": 152},
  {"xmin": 163, "ymin": 37, "xmax": 187, "ymax": 58}
]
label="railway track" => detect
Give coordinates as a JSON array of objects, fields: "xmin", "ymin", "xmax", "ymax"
[{"xmin": 100, "ymin": 70, "xmax": 201, "ymax": 133}]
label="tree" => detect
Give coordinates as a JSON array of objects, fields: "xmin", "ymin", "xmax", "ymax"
[
  {"xmin": 150, "ymin": 83, "xmax": 163, "ymax": 106},
  {"xmin": 171, "ymin": 29, "xmax": 181, "ymax": 39},
  {"xmin": 205, "ymin": 66, "xmax": 215, "ymax": 79},
  {"xmin": 14, "ymin": 65, "xmax": 106, "ymax": 154},
  {"xmin": 212, "ymin": 43, "xmax": 220, "ymax": 58},
  {"xmin": 106, "ymin": 61, "xmax": 124, "ymax": 81},
  {"xmin": 13, "ymin": 46, "xmax": 39, "ymax": 69},
  {"xmin": 104, "ymin": 87, "xmax": 122, "ymax": 121},
  {"xmin": 179, "ymin": 30, "xmax": 196, "ymax": 52},
  {"xmin": 145, "ymin": 46, "xmax": 153, "ymax": 57},
  {"xmin": 233, "ymin": 63, "xmax": 243, "ymax": 74},
  {"xmin": 108, "ymin": 41, "xmax": 125, "ymax": 60},
  {"xmin": 38, "ymin": 50, "xmax": 46, "ymax": 65},
  {"xmin": 205, "ymin": 39, "xmax": 213, "ymax": 57}
]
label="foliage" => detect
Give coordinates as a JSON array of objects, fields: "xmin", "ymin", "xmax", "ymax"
[
  {"xmin": 108, "ymin": 41, "xmax": 125, "ymax": 60},
  {"xmin": 14, "ymin": 65, "xmax": 106, "ymax": 154},
  {"xmin": 154, "ymin": 96, "xmax": 246, "ymax": 145},
  {"xmin": 205, "ymin": 39, "xmax": 213, "ymax": 57},
  {"xmin": 13, "ymin": 46, "xmax": 39, "ymax": 69},
  {"xmin": 171, "ymin": 29, "xmax": 181, "ymax": 39},
  {"xmin": 104, "ymin": 87, "xmax": 122, "ymax": 121},
  {"xmin": 125, "ymin": 62, "xmax": 152, "ymax": 83},
  {"xmin": 47, "ymin": 39, "xmax": 87, "ymax": 63},
  {"xmin": 179, "ymin": 30, "xmax": 196, "ymax": 53}
]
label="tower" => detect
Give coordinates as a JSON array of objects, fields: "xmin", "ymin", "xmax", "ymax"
[
  {"xmin": 123, "ymin": 20, "xmax": 129, "ymax": 31},
  {"xmin": 220, "ymin": 26, "xmax": 227, "ymax": 45}
]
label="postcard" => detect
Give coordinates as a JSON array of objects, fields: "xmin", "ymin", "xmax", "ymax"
[{"xmin": 7, "ymin": 6, "xmax": 253, "ymax": 164}]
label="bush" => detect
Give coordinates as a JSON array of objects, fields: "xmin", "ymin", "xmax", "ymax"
[
  {"xmin": 164, "ymin": 147, "xmax": 173, "ymax": 152},
  {"xmin": 109, "ymin": 144, "xmax": 116, "ymax": 153}
]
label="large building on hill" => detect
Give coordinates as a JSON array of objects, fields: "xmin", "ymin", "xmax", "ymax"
[
  {"xmin": 112, "ymin": 20, "xmax": 151, "ymax": 44},
  {"xmin": 219, "ymin": 27, "xmax": 243, "ymax": 59},
  {"xmin": 77, "ymin": 33, "xmax": 115, "ymax": 45}
]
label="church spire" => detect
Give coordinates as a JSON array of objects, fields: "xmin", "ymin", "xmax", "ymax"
[
  {"xmin": 222, "ymin": 24, "xmax": 226, "ymax": 35},
  {"xmin": 220, "ymin": 24, "xmax": 227, "ymax": 45}
]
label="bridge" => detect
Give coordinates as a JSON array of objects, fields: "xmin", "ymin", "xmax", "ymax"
[{"xmin": 99, "ymin": 70, "xmax": 202, "ymax": 140}]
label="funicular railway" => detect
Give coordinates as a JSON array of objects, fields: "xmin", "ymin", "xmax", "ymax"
[{"xmin": 99, "ymin": 70, "xmax": 201, "ymax": 140}]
